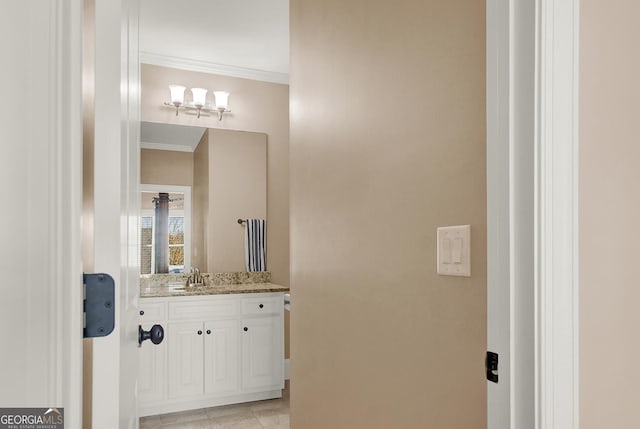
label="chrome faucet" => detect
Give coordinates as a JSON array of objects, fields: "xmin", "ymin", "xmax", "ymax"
[{"xmin": 186, "ymin": 267, "xmax": 204, "ymax": 287}]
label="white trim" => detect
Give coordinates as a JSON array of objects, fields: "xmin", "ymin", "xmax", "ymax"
[
  {"xmin": 140, "ymin": 51, "xmax": 290, "ymax": 85},
  {"xmin": 534, "ymin": 0, "xmax": 580, "ymax": 428},
  {"xmin": 56, "ymin": 0, "xmax": 84, "ymax": 426},
  {"xmin": 91, "ymin": 0, "xmax": 141, "ymax": 427},
  {"xmin": 488, "ymin": 1, "xmax": 579, "ymax": 427},
  {"xmin": 141, "ymin": 141, "xmax": 194, "ymax": 152},
  {"xmin": 486, "ymin": 0, "xmax": 512, "ymax": 426}
]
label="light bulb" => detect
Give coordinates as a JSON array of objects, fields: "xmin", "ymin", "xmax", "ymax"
[
  {"xmin": 191, "ymin": 88, "xmax": 208, "ymax": 108},
  {"xmin": 214, "ymin": 91, "xmax": 229, "ymax": 110},
  {"xmin": 168, "ymin": 85, "xmax": 185, "ymax": 106}
]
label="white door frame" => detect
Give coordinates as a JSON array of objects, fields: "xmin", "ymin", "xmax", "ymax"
[
  {"xmin": 534, "ymin": 0, "xmax": 580, "ymax": 428},
  {"xmin": 91, "ymin": 0, "xmax": 141, "ymax": 428},
  {"xmin": 487, "ymin": 0, "xmax": 580, "ymax": 428}
]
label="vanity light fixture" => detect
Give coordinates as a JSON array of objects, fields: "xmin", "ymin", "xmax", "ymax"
[{"xmin": 163, "ymin": 85, "xmax": 231, "ymax": 120}]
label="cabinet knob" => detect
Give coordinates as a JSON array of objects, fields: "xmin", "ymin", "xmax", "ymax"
[
  {"xmin": 206, "ymin": 329, "xmax": 212, "ymax": 335},
  {"xmin": 139, "ymin": 310, "xmax": 144, "ymax": 316},
  {"xmin": 197, "ymin": 330, "xmax": 203, "ymax": 335},
  {"xmin": 259, "ymin": 304, "xmax": 264, "ymax": 309},
  {"xmin": 243, "ymin": 327, "xmax": 248, "ymax": 332}
]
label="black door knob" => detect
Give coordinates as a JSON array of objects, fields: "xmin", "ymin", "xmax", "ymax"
[
  {"xmin": 197, "ymin": 330, "xmax": 203, "ymax": 335},
  {"xmin": 259, "ymin": 304, "xmax": 264, "ymax": 309},
  {"xmin": 243, "ymin": 327, "xmax": 248, "ymax": 332},
  {"xmin": 138, "ymin": 324, "xmax": 164, "ymax": 346},
  {"xmin": 139, "ymin": 310, "xmax": 144, "ymax": 315},
  {"xmin": 206, "ymin": 329, "xmax": 212, "ymax": 335}
]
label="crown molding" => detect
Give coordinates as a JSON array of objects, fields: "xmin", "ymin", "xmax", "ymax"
[
  {"xmin": 141, "ymin": 141, "xmax": 195, "ymax": 152},
  {"xmin": 140, "ymin": 51, "xmax": 289, "ymax": 85}
]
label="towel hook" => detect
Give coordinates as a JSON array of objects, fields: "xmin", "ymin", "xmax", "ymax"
[{"xmin": 237, "ymin": 218, "xmax": 246, "ymax": 225}]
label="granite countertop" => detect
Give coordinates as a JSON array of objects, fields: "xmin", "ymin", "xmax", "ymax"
[{"xmin": 140, "ymin": 282, "xmax": 289, "ymax": 298}]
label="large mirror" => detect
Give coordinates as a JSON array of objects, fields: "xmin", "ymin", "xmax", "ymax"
[{"xmin": 140, "ymin": 121, "xmax": 267, "ymax": 274}]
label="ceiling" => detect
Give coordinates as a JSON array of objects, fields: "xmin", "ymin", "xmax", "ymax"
[
  {"xmin": 139, "ymin": 1, "xmax": 288, "ymax": 151},
  {"xmin": 140, "ymin": 0, "xmax": 289, "ymax": 83},
  {"xmin": 140, "ymin": 122, "xmax": 207, "ymax": 152}
]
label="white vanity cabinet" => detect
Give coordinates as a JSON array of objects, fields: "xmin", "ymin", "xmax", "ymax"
[
  {"xmin": 204, "ymin": 318, "xmax": 241, "ymax": 395},
  {"xmin": 138, "ymin": 302, "xmax": 167, "ymax": 404},
  {"xmin": 240, "ymin": 295, "xmax": 285, "ymax": 390},
  {"xmin": 138, "ymin": 292, "xmax": 285, "ymax": 417},
  {"xmin": 167, "ymin": 320, "xmax": 206, "ymax": 398}
]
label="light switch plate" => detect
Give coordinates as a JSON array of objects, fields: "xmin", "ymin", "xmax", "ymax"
[{"xmin": 437, "ymin": 225, "xmax": 471, "ymax": 277}]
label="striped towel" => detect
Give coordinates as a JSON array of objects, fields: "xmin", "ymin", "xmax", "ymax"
[{"xmin": 243, "ymin": 219, "xmax": 266, "ymax": 272}]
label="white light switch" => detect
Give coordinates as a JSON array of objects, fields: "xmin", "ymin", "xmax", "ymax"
[
  {"xmin": 437, "ymin": 225, "xmax": 471, "ymax": 277},
  {"xmin": 441, "ymin": 237, "xmax": 452, "ymax": 264},
  {"xmin": 452, "ymin": 238, "xmax": 463, "ymax": 263}
]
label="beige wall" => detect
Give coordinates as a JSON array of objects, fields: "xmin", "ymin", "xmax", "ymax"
[
  {"xmin": 290, "ymin": 1, "xmax": 486, "ymax": 428},
  {"xmin": 579, "ymin": 1, "xmax": 640, "ymax": 427},
  {"xmin": 202, "ymin": 129, "xmax": 267, "ymax": 272},
  {"xmin": 194, "ymin": 129, "xmax": 269, "ymax": 273},
  {"xmin": 142, "ymin": 64, "xmax": 290, "ymax": 287},
  {"xmin": 141, "ymin": 149, "xmax": 193, "ymax": 187}
]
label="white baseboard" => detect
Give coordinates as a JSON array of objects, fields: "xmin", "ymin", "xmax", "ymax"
[{"xmin": 284, "ymin": 359, "xmax": 290, "ymax": 380}]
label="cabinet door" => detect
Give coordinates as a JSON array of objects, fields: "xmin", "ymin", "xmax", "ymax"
[
  {"xmin": 204, "ymin": 319, "xmax": 240, "ymax": 395},
  {"xmin": 167, "ymin": 321, "xmax": 204, "ymax": 398},
  {"xmin": 241, "ymin": 316, "xmax": 283, "ymax": 391},
  {"xmin": 138, "ymin": 332, "xmax": 166, "ymax": 403}
]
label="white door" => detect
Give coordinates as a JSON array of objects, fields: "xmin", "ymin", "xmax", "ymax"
[
  {"xmin": 90, "ymin": 0, "xmax": 142, "ymax": 428},
  {"xmin": 1, "ymin": 1, "xmax": 83, "ymax": 427}
]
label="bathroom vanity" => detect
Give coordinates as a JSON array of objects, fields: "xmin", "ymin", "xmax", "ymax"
[{"xmin": 138, "ymin": 280, "xmax": 289, "ymax": 417}]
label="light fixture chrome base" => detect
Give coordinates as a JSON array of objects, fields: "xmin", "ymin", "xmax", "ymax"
[
  {"xmin": 163, "ymin": 102, "xmax": 230, "ymax": 121},
  {"xmin": 216, "ymin": 108, "xmax": 231, "ymax": 121}
]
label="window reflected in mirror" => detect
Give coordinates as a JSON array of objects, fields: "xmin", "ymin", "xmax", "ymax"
[{"xmin": 140, "ymin": 186, "xmax": 191, "ymax": 274}]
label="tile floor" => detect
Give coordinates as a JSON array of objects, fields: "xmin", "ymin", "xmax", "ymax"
[{"xmin": 140, "ymin": 383, "xmax": 289, "ymax": 429}]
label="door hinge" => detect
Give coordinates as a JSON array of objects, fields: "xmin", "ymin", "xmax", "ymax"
[
  {"xmin": 486, "ymin": 351, "xmax": 499, "ymax": 383},
  {"xmin": 83, "ymin": 273, "xmax": 115, "ymax": 338}
]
